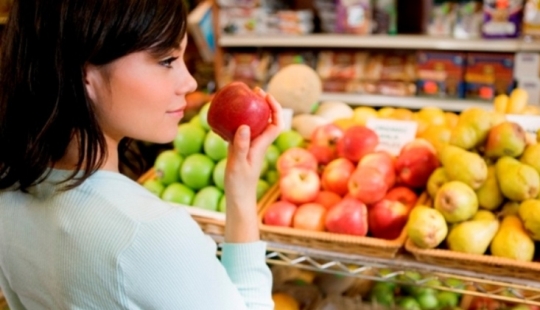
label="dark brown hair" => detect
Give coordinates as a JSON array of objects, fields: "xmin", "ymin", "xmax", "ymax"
[{"xmin": 0, "ymin": 0, "xmax": 188, "ymax": 191}]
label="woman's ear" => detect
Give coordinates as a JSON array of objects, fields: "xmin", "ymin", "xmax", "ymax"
[{"xmin": 83, "ymin": 64, "xmax": 101, "ymax": 103}]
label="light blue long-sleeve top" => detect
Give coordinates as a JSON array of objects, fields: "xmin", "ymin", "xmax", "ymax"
[{"xmin": 0, "ymin": 169, "xmax": 273, "ymax": 309}]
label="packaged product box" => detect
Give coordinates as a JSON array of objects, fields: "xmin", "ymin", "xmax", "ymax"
[
  {"xmin": 464, "ymin": 52, "xmax": 515, "ymax": 100},
  {"xmin": 219, "ymin": 7, "xmax": 266, "ymax": 35},
  {"xmin": 453, "ymin": 0, "xmax": 484, "ymax": 38},
  {"xmin": 220, "ymin": 52, "xmax": 271, "ymax": 88},
  {"xmin": 216, "ymin": 0, "xmax": 260, "ymax": 8},
  {"xmin": 315, "ymin": 0, "xmax": 338, "ymax": 33},
  {"xmin": 482, "ymin": 0, "xmax": 524, "ymax": 38},
  {"xmin": 523, "ymin": 0, "xmax": 540, "ymax": 38},
  {"xmin": 416, "ymin": 51, "xmax": 467, "ymax": 98},
  {"xmin": 427, "ymin": 0, "xmax": 458, "ymax": 36},
  {"xmin": 379, "ymin": 52, "xmax": 417, "ymax": 82},
  {"xmin": 335, "ymin": 0, "xmax": 373, "ymax": 34}
]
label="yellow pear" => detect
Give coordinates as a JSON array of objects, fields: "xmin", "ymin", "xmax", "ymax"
[
  {"xmin": 506, "ymin": 88, "xmax": 528, "ymax": 114},
  {"xmin": 434, "ymin": 181, "xmax": 479, "ymax": 223},
  {"xmin": 518, "ymin": 199, "xmax": 540, "ymax": 241},
  {"xmin": 440, "ymin": 144, "xmax": 488, "ymax": 190},
  {"xmin": 444, "ymin": 112, "xmax": 459, "ymax": 128},
  {"xmin": 352, "ymin": 106, "xmax": 378, "ymax": 125},
  {"xmin": 475, "ymin": 165, "xmax": 504, "ymax": 211},
  {"xmin": 427, "ymin": 167, "xmax": 448, "ymax": 198},
  {"xmin": 378, "ymin": 107, "xmax": 395, "ymax": 119},
  {"xmin": 419, "ymin": 124, "xmax": 451, "ymax": 154},
  {"xmin": 520, "ymin": 144, "xmax": 540, "ymax": 175},
  {"xmin": 496, "ymin": 156, "xmax": 540, "ymax": 202},
  {"xmin": 490, "ymin": 215, "xmax": 535, "ymax": 261},
  {"xmin": 447, "ymin": 218, "xmax": 499, "ymax": 255},
  {"xmin": 500, "ymin": 201, "xmax": 521, "ymax": 217},
  {"xmin": 407, "ymin": 206, "xmax": 448, "ymax": 249},
  {"xmin": 484, "ymin": 121, "xmax": 527, "ymax": 159},
  {"xmin": 449, "ymin": 123, "xmax": 479, "ymax": 150},
  {"xmin": 417, "ymin": 106, "xmax": 446, "ymax": 126},
  {"xmin": 390, "ymin": 108, "xmax": 414, "ymax": 120},
  {"xmin": 493, "ymin": 94, "xmax": 509, "ymax": 113},
  {"xmin": 473, "ymin": 210, "xmax": 497, "ymax": 221}
]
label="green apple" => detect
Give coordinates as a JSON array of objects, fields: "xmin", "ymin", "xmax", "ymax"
[
  {"xmin": 264, "ymin": 169, "xmax": 279, "ymax": 185},
  {"xmin": 416, "ymin": 292, "xmax": 439, "ymax": 310},
  {"xmin": 189, "ymin": 114, "xmax": 204, "ymax": 129},
  {"xmin": 274, "ymin": 130, "xmax": 304, "ymax": 152},
  {"xmin": 259, "ymin": 158, "xmax": 269, "ymax": 177},
  {"xmin": 218, "ymin": 194, "xmax": 227, "ymax": 212},
  {"xmin": 193, "ymin": 186, "xmax": 223, "ymax": 211},
  {"xmin": 256, "ymin": 179, "xmax": 270, "ymax": 201},
  {"xmin": 398, "ymin": 297, "xmax": 421, "ymax": 310},
  {"xmin": 180, "ymin": 153, "xmax": 215, "ymax": 190},
  {"xmin": 173, "ymin": 123, "xmax": 206, "ymax": 156},
  {"xmin": 203, "ymin": 130, "xmax": 228, "ymax": 161},
  {"xmin": 198, "ymin": 102, "xmax": 211, "ymax": 131},
  {"xmin": 161, "ymin": 182, "xmax": 195, "ymax": 205},
  {"xmin": 265, "ymin": 144, "xmax": 281, "ymax": 168},
  {"xmin": 436, "ymin": 291, "xmax": 459, "ymax": 309},
  {"xmin": 153, "ymin": 150, "xmax": 183, "ymax": 185},
  {"xmin": 142, "ymin": 179, "xmax": 165, "ymax": 197},
  {"xmin": 213, "ymin": 158, "xmax": 227, "ymax": 190}
]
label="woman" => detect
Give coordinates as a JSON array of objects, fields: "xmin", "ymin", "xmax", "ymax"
[{"xmin": 0, "ymin": 0, "xmax": 282, "ymax": 309}]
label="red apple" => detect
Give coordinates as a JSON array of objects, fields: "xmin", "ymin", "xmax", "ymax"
[
  {"xmin": 384, "ymin": 186, "xmax": 418, "ymax": 210},
  {"xmin": 321, "ymin": 158, "xmax": 356, "ymax": 196},
  {"xmin": 263, "ymin": 200, "xmax": 298, "ymax": 227},
  {"xmin": 336, "ymin": 125, "xmax": 379, "ymax": 163},
  {"xmin": 279, "ymin": 167, "xmax": 320, "ymax": 205},
  {"xmin": 314, "ymin": 190, "xmax": 342, "ymax": 210},
  {"xmin": 207, "ymin": 81, "xmax": 271, "ymax": 142},
  {"xmin": 310, "ymin": 123, "xmax": 344, "ymax": 147},
  {"xmin": 401, "ymin": 138, "xmax": 437, "ymax": 154},
  {"xmin": 358, "ymin": 151, "xmax": 396, "ymax": 188},
  {"xmin": 348, "ymin": 166, "xmax": 388, "ymax": 205},
  {"xmin": 368, "ymin": 199, "xmax": 410, "ymax": 240},
  {"xmin": 395, "ymin": 144, "xmax": 440, "ymax": 189},
  {"xmin": 292, "ymin": 203, "xmax": 327, "ymax": 231},
  {"xmin": 325, "ymin": 197, "xmax": 368, "ymax": 236},
  {"xmin": 307, "ymin": 144, "xmax": 336, "ymax": 166},
  {"xmin": 276, "ymin": 147, "xmax": 318, "ymax": 176}
]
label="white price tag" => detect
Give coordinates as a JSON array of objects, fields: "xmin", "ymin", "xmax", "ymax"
[
  {"xmin": 505, "ymin": 114, "xmax": 540, "ymax": 135},
  {"xmin": 366, "ymin": 119, "xmax": 418, "ymax": 156}
]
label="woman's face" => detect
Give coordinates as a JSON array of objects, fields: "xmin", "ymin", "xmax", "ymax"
[{"xmin": 85, "ymin": 35, "xmax": 197, "ymax": 144}]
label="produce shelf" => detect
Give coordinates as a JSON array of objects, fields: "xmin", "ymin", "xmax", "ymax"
[
  {"xmin": 318, "ymin": 93, "xmax": 492, "ymax": 112},
  {"xmin": 219, "ymin": 34, "xmax": 540, "ymax": 52},
  {"xmin": 211, "ymin": 234, "xmax": 540, "ymax": 306}
]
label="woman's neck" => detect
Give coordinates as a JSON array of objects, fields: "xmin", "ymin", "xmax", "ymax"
[{"xmin": 53, "ymin": 134, "xmax": 120, "ymax": 172}]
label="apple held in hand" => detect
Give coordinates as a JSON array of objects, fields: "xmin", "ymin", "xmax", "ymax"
[
  {"xmin": 279, "ymin": 167, "xmax": 320, "ymax": 205},
  {"xmin": 263, "ymin": 200, "xmax": 297, "ymax": 227},
  {"xmin": 293, "ymin": 203, "xmax": 327, "ymax": 231},
  {"xmin": 325, "ymin": 197, "xmax": 368, "ymax": 236},
  {"xmin": 207, "ymin": 81, "xmax": 271, "ymax": 142},
  {"xmin": 276, "ymin": 147, "xmax": 318, "ymax": 176},
  {"xmin": 368, "ymin": 198, "xmax": 410, "ymax": 240}
]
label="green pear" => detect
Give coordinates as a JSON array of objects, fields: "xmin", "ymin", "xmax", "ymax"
[
  {"xmin": 520, "ymin": 144, "xmax": 540, "ymax": 175},
  {"xmin": 496, "ymin": 156, "xmax": 540, "ymax": 202},
  {"xmin": 473, "ymin": 210, "xmax": 497, "ymax": 221},
  {"xmin": 475, "ymin": 165, "xmax": 504, "ymax": 211},
  {"xmin": 518, "ymin": 199, "xmax": 540, "ymax": 241},
  {"xmin": 490, "ymin": 215, "xmax": 535, "ymax": 261},
  {"xmin": 407, "ymin": 206, "xmax": 448, "ymax": 249},
  {"xmin": 484, "ymin": 121, "xmax": 527, "ymax": 159},
  {"xmin": 427, "ymin": 167, "xmax": 448, "ymax": 198},
  {"xmin": 447, "ymin": 218, "xmax": 499, "ymax": 255},
  {"xmin": 440, "ymin": 144, "xmax": 488, "ymax": 190},
  {"xmin": 434, "ymin": 181, "xmax": 478, "ymax": 223},
  {"xmin": 455, "ymin": 108, "xmax": 505, "ymax": 147}
]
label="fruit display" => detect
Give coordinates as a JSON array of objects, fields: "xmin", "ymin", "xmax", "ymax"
[
  {"xmin": 407, "ymin": 103, "xmax": 540, "ymax": 265},
  {"xmin": 141, "ymin": 101, "xmax": 297, "ymax": 212},
  {"xmin": 261, "ymin": 115, "xmax": 441, "ymax": 248}
]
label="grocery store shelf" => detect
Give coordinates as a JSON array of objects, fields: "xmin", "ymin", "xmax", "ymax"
[
  {"xmin": 219, "ymin": 34, "xmax": 540, "ymax": 52},
  {"xmin": 211, "ymin": 234, "xmax": 540, "ymax": 306},
  {"xmin": 318, "ymin": 93, "xmax": 492, "ymax": 112}
]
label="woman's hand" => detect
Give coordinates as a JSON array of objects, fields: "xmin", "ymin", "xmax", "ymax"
[{"xmin": 223, "ymin": 88, "xmax": 284, "ymax": 243}]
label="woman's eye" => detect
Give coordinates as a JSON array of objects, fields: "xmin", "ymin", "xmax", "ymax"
[{"xmin": 159, "ymin": 57, "xmax": 179, "ymax": 68}]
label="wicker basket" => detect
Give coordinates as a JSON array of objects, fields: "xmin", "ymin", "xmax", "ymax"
[
  {"xmin": 137, "ymin": 168, "xmax": 277, "ymax": 236},
  {"xmin": 257, "ymin": 185, "xmax": 431, "ymax": 258}
]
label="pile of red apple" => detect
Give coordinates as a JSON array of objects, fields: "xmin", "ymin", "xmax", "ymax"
[{"xmin": 262, "ymin": 123, "xmax": 440, "ymax": 240}]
